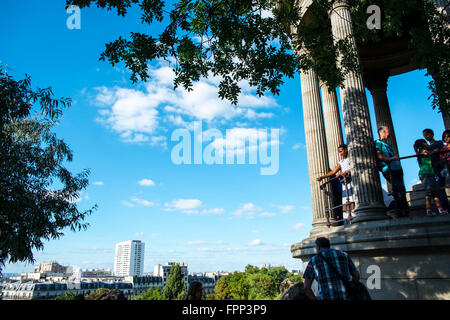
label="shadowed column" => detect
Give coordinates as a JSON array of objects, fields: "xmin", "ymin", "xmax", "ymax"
[
  {"xmin": 320, "ymin": 82, "xmax": 344, "ymax": 166},
  {"xmin": 329, "ymin": 0, "xmax": 387, "ymax": 222},
  {"xmin": 364, "ymin": 71, "xmax": 399, "ymax": 156},
  {"xmin": 300, "ymin": 67, "xmax": 331, "ymax": 232}
]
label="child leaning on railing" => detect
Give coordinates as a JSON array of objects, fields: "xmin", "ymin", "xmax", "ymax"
[{"xmin": 414, "ymin": 139, "xmax": 448, "ymax": 216}]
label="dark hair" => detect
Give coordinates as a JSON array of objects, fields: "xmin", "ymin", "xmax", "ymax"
[
  {"xmin": 338, "ymin": 144, "xmax": 348, "ymax": 149},
  {"xmin": 413, "ymin": 139, "xmax": 428, "ymax": 166},
  {"xmin": 378, "ymin": 126, "xmax": 388, "ymax": 136},
  {"xmin": 442, "ymin": 130, "xmax": 450, "ymax": 141},
  {"xmin": 315, "ymin": 237, "xmax": 330, "ymax": 249},
  {"xmin": 423, "ymin": 128, "xmax": 434, "ymax": 135},
  {"xmin": 184, "ymin": 281, "xmax": 203, "ymax": 300}
]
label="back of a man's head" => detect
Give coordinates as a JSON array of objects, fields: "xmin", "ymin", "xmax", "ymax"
[{"xmin": 315, "ymin": 237, "xmax": 331, "ymax": 249}]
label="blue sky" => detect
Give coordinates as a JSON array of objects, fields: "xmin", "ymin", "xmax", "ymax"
[{"xmin": 1, "ymin": 0, "xmax": 445, "ymax": 274}]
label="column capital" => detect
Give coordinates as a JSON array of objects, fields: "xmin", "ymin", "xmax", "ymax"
[
  {"xmin": 329, "ymin": 0, "xmax": 350, "ymax": 16},
  {"xmin": 363, "ymin": 71, "xmax": 390, "ymax": 94}
]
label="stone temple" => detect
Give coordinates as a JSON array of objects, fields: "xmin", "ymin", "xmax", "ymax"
[{"xmin": 289, "ymin": 0, "xmax": 450, "ymax": 299}]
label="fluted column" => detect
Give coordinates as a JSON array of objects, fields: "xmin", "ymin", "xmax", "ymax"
[
  {"xmin": 320, "ymin": 82, "xmax": 344, "ymax": 166},
  {"xmin": 443, "ymin": 113, "xmax": 450, "ymax": 130},
  {"xmin": 430, "ymin": 0, "xmax": 450, "ymax": 128},
  {"xmin": 364, "ymin": 71, "xmax": 399, "ymax": 155},
  {"xmin": 329, "ymin": 0, "xmax": 387, "ymax": 222},
  {"xmin": 300, "ymin": 67, "xmax": 331, "ymax": 232}
]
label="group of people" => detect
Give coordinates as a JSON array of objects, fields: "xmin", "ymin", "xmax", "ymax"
[{"xmin": 317, "ymin": 126, "xmax": 450, "ymax": 224}]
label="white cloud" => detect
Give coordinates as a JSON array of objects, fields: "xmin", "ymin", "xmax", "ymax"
[
  {"xmin": 233, "ymin": 203, "xmax": 262, "ymax": 218},
  {"xmin": 291, "ymin": 223, "xmax": 306, "ymax": 231},
  {"xmin": 201, "ymin": 208, "xmax": 225, "ymax": 215},
  {"xmin": 247, "ymin": 239, "xmax": 266, "ymax": 246},
  {"xmin": 207, "ymin": 127, "xmax": 281, "ymax": 160},
  {"xmin": 122, "ymin": 197, "xmax": 155, "ymax": 207},
  {"xmin": 130, "ymin": 197, "xmax": 155, "ymax": 207},
  {"xmin": 122, "ymin": 201, "xmax": 135, "ymax": 208},
  {"xmin": 259, "ymin": 212, "xmax": 276, "ymax": 217},
  {"xmin": 292, "ymin": 142, "xmax": 306, "ymax": 150},
  {"xmin": 95, "ymin": 87, "xmax": 159, "ymax": 143},
  {"xmin": 278, "ymin": 205, "xmax": 295, "ymax": 213},
  {"xmin": 92, "ymin": 181, "xmax": 104, "ymax": 186},
  {"xmin": 164, "ymin": 199, "xmax": 203, "ymax": 214},
  {"xmin": 93, "ymin": 59, "xmax": 281, "ymax": 146},
  {"xmin": 134, "ymin": 232, "xmax": 145, "ymax": 237},
  {"xmin": 138, "ymin": 179, "xmax": 156, "ymax": 187}
]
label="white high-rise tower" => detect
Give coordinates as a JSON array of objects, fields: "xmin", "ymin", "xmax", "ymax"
[{"xmin": 114, "ymin": 240, "xmax": 145, "ymax": 276}]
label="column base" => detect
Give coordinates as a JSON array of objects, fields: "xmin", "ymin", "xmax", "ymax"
[
  {"xmin": 310, "ymin": 218, "xmax": 331, "ymax": 236},
  {"xmin": 352, "ymin": 202, "xmax": 388, "ymax": 223},
  {"xmin": 291, "ymin": 216, "xmax": 450, "ymax": 299}
]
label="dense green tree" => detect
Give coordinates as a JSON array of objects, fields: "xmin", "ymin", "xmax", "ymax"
[
  {"xmin": 215, "ymin": 271, "xmax": 249, "ymax": 299},
  {"xmin": 267, "ymin": 266, "xmax": 289, "ymax": 285},
  {"xmin": 0, "ymin": 67, "xmax": 96, "ymax": 273},
  {"xmin": 244, "ymin": 264, "xmax": 260, "ymax": 274},
  {"xmin": 66, "ymin": 0, "xmax": 449, "ymax": 114},
  {"xmin": 53, "ymin": 292, "xmax": 78, "ymax": 300},
  {"xmin": 132, "ymin": 286, "xmax": 163, "ymax": 300},
  {"xmin": 85, "ymin": 288, "xmax": 110, "ymax": 300},
  {"xmin": 247, "ymin": 273, "xmax": 277, "ymax": 299},
  {"xmin": 162, "ymin": 264, "xmax": 186, "ymax": 300},
  {"xmin": 214, "ymin": 265, "xmax": 303, "ymax": 300}
]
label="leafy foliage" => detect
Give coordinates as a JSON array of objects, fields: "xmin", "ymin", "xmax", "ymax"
[
  {"xmin": 84, "ymin": 288, "xmax": 110, "ymax": 300},
  {"xmin": 162, "ymin": 263, "xmax": 186, "ymax": 300},
  {"xmin": 53, "ymin": 292, "xmax": 78, "ymax": 300},
  {"xmin": 131, "ymin": 286, "xmax": 163, "ymax": 300},
  {"xmin": 0, "ymin": 67, "xmax": 96, "ymax": 272},
  {"xmin": 66, "ymin": 0, "xmax": 449, "ymax": 114},
  {"xmin": 213, "ymin": 264, "xmax": 302, "ymax": 300}
]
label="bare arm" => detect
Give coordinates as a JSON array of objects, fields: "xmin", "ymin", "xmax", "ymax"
[
  {"xmin": 317, "ymin": 163, "xmax": 341, "ymax": 181},
  {"xmin": 376, "ymin": 148, "xmax": 399, "ymax": 162},
  {"xmin": 303, "ymin": 278, "xmax": 317, "ymax": 300}
]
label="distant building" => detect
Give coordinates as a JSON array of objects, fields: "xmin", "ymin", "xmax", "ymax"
[
  {"xmin": 124, "ymin": 275, "xmax": 163, "ymax": 296},
  {"xmin": 204, "ymin": 271, "xmax": 230, "ymax": 282},
  {"xmin": 37, "ymin": 262, "xmax": 71, "ymax": 275},
  {"xmin": 153, "ymin": 262, "xmax": 188, "ymax": 286},
  {"xmin": 114, "ymin": 240, "xmax": 145, "ymax": 276},
  {"xmin": 186, "ymin": 275, "xmax": 216, "ymax": 295},
  {"xmin": 77, "ymin": 269, "xmax": 114, "ymax": 279},
  {"xmin": 18, "ymin": 262, "xmax": 73, "ymax": 281},
  {"xmin": 1, "ymin": 280, "xmax": 133, "ymax": 300},
  {"xmin": 288, "ymin": 269, "xmax": 302, "ymax": 276}
]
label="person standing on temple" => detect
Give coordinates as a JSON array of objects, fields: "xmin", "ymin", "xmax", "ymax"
[
  {"xmin": 423, "ymin": 128, "xmax": 449, "ymax": 211},
  {"xmin": 317, "ymin": 144, "xmax": 354, "ymax": 225},
  {"xmin": 414, "ymin": 139, "xmax": 447, "ymax": 216},
  {"xmin": 376, "ymin": 126, "xmax": 409, "ymax": 217},
  {"xmin": 439, "ymin": 130, "xmax": 450, "ymax": 188}
]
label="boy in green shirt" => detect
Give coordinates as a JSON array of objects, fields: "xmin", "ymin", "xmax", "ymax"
[{"xmin": 414, "ymin": 139, "xmax": 448, "ymax": 216}]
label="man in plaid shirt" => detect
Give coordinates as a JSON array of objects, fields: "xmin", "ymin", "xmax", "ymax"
[{"xmin": 303, "ymin": 237, "xmax": 360, "ymax": 300}]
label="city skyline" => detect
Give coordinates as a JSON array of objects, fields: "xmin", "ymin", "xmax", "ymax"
[{"xmin": 1, "ymin": 0, "xmax": 446, "ymax": 275}]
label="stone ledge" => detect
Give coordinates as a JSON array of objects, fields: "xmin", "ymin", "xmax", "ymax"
[{"xmin": 291, "ymin": 216, "xmax": 450, "ymax": 260}]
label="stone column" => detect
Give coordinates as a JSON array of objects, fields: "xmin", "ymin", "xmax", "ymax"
[
  {"xmin": 300, "ymin": 67, "xmax": 331, "ymax": 232},
  {"xmin": 443, "ymin": 113, "xmax": 450, "ymax": 130},
  {"xmin": 320, "ymin": 82, "xmax": 344, "ymax": 166},
  {"xmin": 364, "ymin": 71, "xmax": 399, "ymax": 156},
  {"xmin": 430, "ymin": 0, "xmax": 450, "ymax": 129},
  {"xmin": 329, "ymin": 0, "xmax": 387, "ymax": 222}
]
